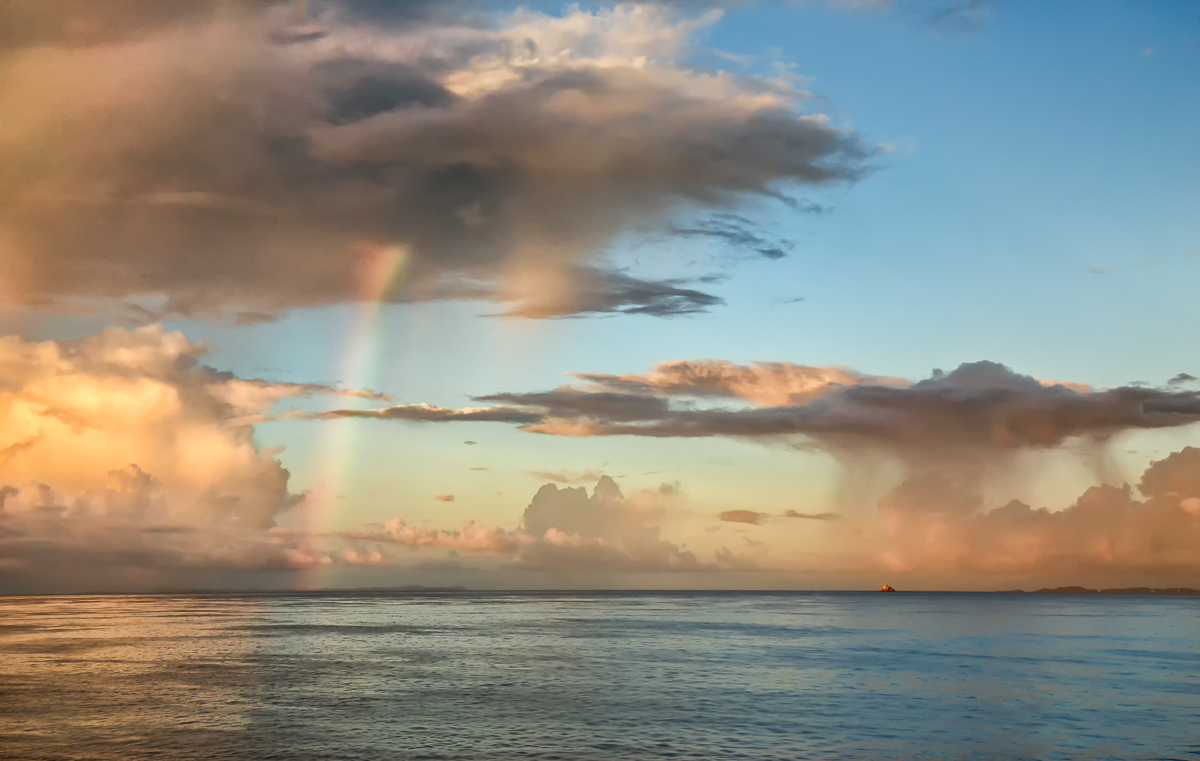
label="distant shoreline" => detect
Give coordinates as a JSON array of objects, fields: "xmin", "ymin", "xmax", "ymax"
[{"xmin": 1021, "ymin": 586, "xmax": 1200, "ymax": 596}]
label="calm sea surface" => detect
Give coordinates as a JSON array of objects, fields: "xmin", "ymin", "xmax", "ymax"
[{"xmin": 1, "ymin": 592, "xmax": 1197, "ymax": 760}]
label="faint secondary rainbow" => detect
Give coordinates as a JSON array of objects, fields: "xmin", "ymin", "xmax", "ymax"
[{"xmin": 300, "ymin": 242, "xmax": 409, "ymax": 588}]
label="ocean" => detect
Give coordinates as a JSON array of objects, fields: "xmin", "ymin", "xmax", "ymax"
[{"xmin": 1, "ymin": 592, "xmax": 1197, "ymax": 760}]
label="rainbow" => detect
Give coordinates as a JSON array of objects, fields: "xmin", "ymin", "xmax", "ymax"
[{"xmin": 299, "ymin": 242, "xmax": 409, "ymax": 588}]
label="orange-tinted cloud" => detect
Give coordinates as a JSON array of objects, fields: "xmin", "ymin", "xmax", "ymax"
[{"xmin": 574, "ymin": 359, "xmax": 906, "ymax": 406}]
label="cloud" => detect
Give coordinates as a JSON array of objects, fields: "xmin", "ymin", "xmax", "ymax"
[
  {"xmin": 782, "ymin": 510, "xmax": 840, "ymax": 520},
  {"xmin": 312, "ymin": 356, "xmax": 1200, "ymax": 585},
  {"xmin": 493, "ymin": 267, "xmax": 725, "ymax": 319},
  {"xmin": 345, "ymin": 518, "xmax": 517, "ymax": 554},
  {"xmin": 1139, "ymin": 447, "xmax": 1200, "ymax": 500},
  {"xmin": 341, "ymin": 475, "xmax": 705, "ymax": 574},
  {"xmin": 526, "ymin": 469, "xmax": 607, "ymax": 484},
  {"xmin": 720, "ymin": 508, "xmax": 839, "ymax": 523},
  {"xmin": 573, "ymin": 358, "xmax": 906, "ymax": 406},
  {"xmin": 670, "ymin": 212, "xmax": 798, "ymax": 260},
  {"xmin": 515, "ymin": 476, "xmax": 702, "ymax": 572},
  {"xmin": 0, "ymin": 325, "xmax": 398, "ymax": 592},
  {"xmin": 718, "ymin": 509, "xmax": 767, "ymax": 524},
  {"xmin": 325, "ymin": 359, "xmax": 1200, "ymax": 463},
  {"xmin": 0, "ymin": 1, "xmax": 868, "ymax": 320},
  {"xmin": 434, "ymin": 494, "xmax": 455, "ymax": 502},
  {"xmin": 875, "ymin": 456, "xmax": 1200, "ymax": 578},
  {"xmin": 314, "ymin": 403, "xmax": 543, "ymax": 424}
]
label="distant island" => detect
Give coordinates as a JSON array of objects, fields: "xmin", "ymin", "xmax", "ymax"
[{"xmin": 1025, "ymin": 587, "xmax": 1200, "ymax": 596}]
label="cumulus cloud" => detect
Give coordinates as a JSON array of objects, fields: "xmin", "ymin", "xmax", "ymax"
[
  {"xmin": 517, "ymin": 476, "xmax": 702, "ymax": 572},
  {"xmin": 0, "ymin": 0, "xmax": 868, "ymax": 320},
  {"xmin": 0, "ymin": 325, "xmax": 384, "ymax": 592},
  {"xmin": 337, "ymin": 475, "xmax": 709, "ymax": 574},
  {"xmin": 875, "ymin": 453, "xmax": 1200, "ymax": 578}
]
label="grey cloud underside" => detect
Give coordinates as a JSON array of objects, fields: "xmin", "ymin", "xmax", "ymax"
[
  {"xmin": 0, "ymin": 0, "xmax": 867, "ymax": 319},
  {"xmin": 322, "ymin": 361, "xmax": 1200, "ymax": 454}
]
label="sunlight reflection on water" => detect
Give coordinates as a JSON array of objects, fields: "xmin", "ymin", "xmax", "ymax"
[{"xmin": 1, "ymin": 592, "xmax": 1198, "ymax": 760}]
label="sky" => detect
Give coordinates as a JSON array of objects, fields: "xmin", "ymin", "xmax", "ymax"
[{"xmin": 1, "ymin": 0, "xmax": 1199, "ymax": 594}]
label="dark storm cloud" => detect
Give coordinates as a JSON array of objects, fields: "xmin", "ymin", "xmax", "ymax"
[{"xmin": 0, "ymin": 0, "xmax": 868, "ymax": 320}]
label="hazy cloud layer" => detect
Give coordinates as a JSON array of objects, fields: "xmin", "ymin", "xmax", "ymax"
[{"xmin": 0, "ymin": 0, "xmax": 867, "ymax": 320}]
